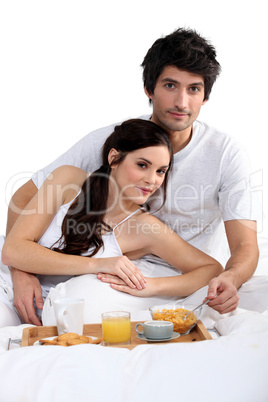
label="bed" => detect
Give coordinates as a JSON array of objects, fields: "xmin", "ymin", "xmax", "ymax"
[{"xmin": 0, "ymin": 237, "xmax": 268, "ymax": 402}]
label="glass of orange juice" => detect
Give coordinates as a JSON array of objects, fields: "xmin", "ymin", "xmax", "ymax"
[{"xmin": 101, "ymin": 311, "xmax": 131, "ymax": 346}]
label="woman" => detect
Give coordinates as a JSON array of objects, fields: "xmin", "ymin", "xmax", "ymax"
[{"xmin": 1, "ymin": 119, "xmax": 223, "ymax": 326}]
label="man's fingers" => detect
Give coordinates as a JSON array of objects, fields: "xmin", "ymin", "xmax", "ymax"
[
  {"xmin": 28, "ymin": 311, "xmax": 42, "ymax": 326},
  {"xmin": 207, "ymin": 278, "xmax": 220, "ymax": 299},
  {"xmin": 14, "ymin": 297, "xmax": 42, "ymax": 325},
  {"xmin": 34, "ymin": 292, "xmax": 44, "ymax": 310},
  {"xmin": 208, "ymin": 293, "xmax": 239, "ymax": 314}
]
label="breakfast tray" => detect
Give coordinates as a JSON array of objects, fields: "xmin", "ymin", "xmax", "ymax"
[{"xmin": 21, "ymin": 320, "xmax": 211, "ymax": 349}]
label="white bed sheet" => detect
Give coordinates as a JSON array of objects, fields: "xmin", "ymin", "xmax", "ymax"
[
  {"xmin": 0, "ymin": 318, "xmax": 268, "ymax": 402},
  {"xmin": 0, "ymin": 237, "xmax": 268, "ymax": 402}
]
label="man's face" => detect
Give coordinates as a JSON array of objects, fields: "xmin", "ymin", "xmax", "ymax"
[{"xmin": 146, "ymin": 66, "xmax": 207, "ymax": 135}]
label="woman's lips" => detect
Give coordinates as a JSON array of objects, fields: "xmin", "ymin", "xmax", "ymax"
[{"xmin": 136, "ymin": 187, "xmax": 152, "ymax": 195}]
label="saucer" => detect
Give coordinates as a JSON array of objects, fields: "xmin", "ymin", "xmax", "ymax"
[{"xmin": 137, "ymin": 332, "xmax": 180, "ymax": 342}]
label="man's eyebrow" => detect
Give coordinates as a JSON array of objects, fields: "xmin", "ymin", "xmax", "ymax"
[
  {"xmin": 139, "ymin": 158, "xmax": 169, "ymax": 168},
  {"xmin": 190, "ymin": 81, "xmax": 204, "ymax": 87},
  {"xmin": 161, "ymin": 78, "xmax": 204, "ymax": 87}
]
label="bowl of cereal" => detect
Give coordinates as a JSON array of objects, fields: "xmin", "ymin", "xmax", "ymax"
[{"xmin": 149, "ymin": 304, "xmax": 202, "ymax": 335}]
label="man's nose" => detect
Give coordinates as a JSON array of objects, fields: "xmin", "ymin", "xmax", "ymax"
[{"xmin": 174, "ymin": 89, "xmax": 187, "ymax": 110}]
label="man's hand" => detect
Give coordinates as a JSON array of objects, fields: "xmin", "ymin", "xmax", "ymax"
[
  {"xmin": 11, "ymin": 268, "xmax": 43, "ymax": 325},
  {"xmin": 205, "ymin": 219, "xmax": 258, "ymax": 314},
  {"xmin": 205, "ymin": 276, "xmax": 239, "ymax": 314},
  {"xmin": 6, "ymin": 180, "xmax": 41, "ymax": 324}
]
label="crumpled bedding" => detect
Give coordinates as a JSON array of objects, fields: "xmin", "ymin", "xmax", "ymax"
[
  {"xmin": 0, "ymin": 312, "xmax": 268, "ymax": 402},
  {"xmin": 0, "ymin": 237, "xmax": 268, "ymax": 402}
]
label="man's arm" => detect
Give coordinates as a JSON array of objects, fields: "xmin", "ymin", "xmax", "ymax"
[
  {"xmin": 6, "ymin": 179, "xmax": 44, "ymax": 325},
  {"xmin": 206, "ymin": 219, "xmax": 259, "ymax": 313}
]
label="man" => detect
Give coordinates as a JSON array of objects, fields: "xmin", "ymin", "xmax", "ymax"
[{"xmin": 6, "ymin": 28, "xmax": 259, "ymax": 325}]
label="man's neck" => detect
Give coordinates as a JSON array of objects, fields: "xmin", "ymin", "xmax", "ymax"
[
  {"xmin": 168, "ymin": 127, "xmax": 193, "ymax": 154},
  {"xmin": 149, "ymin": 115, "xmax": 193, "ymax": 154}
]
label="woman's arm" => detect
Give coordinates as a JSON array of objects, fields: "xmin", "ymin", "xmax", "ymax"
[
  {"xmin": 103, "ymin": 264, "xmax": 223, "ymax": 298},
  {"xmin": 2, "ymin": 166, "xmax": 146, "ymax": 289},
  {"xmin": 121, "ymin": 214, "xmax": 223, "ymax": 274},
  {"xmin": 100, "ymin": 214, "xmax": 223, "ymax": 298},
  {"xmin": 99, "ymin": 261, "xmax": 223, "ymax": 299}
]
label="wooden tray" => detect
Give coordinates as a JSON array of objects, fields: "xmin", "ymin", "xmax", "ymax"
[{"xmin": 21, "ymin": 320, "xmax": 211, "ymax": 349}]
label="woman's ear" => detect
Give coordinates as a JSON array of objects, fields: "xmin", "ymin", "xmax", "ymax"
[{"xmin": 108, "ymin": 148, "xmax": 119, "ymax": 166}]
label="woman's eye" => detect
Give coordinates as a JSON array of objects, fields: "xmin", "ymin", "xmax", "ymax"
[
  {"xmin": 157, "ymin": 169, "xmax": 167, "ymax": 175},
  {"xmin": 138, "ymin": 163, "xmax": 147, "ymax": 169}
]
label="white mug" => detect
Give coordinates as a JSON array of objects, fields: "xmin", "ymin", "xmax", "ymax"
[
  {"xmin": 53, "ymin": 298, "xmax": 85, "ymax": 335},
  {"xmin": 135, "ymin": 320, "xmax": 173, "ymax": 339}
]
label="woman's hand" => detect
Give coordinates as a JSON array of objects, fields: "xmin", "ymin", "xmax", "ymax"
[
  {"xmin": 94, "ymin": 256, "xmax": 146, "ymax": 290},
  {"xmin": 97, "ymin": 273, "xmax": 158, "ymax": 297}
]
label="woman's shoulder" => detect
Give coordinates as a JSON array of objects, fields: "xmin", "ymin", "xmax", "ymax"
[
  {"xmin": 45, "ymin": 166, "xmax": 89, "ymax": 205},
  {"xmin": 134, "ymin": 209, "xmax": 166, "ymax": 232},
  {"xmin": 47, "ymin": 165, "xmax": 89, "ymax": 186}
]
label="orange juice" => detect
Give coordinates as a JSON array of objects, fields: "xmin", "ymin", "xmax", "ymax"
[{"xmin": 102, "ymin": 312, "xmax": 131, "ymax": 345}]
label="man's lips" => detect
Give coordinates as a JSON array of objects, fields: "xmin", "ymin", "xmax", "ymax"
[{"xmin": 168, "ymin": 111, "xmax": 189, "ymax": 118}]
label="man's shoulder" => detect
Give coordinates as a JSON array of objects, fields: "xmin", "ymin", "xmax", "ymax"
[
  {"xmin": 195, "ymin": 120, "xmax": 230, "ymax": 138},
  {"xmin": 194, "ymin": 120, "xmax": 249, "ymax": 163},
  {"xmin": 83, "ymin": 114, "xmax": 151, "ymax": 141},
  {"xmin": 195, "ymin": 120, "xmax": 239, "ymax": 148}
]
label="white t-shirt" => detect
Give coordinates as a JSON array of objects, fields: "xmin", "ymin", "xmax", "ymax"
[{"xmin": 32, "ymin": 115, "xmax": 259, "ymax": 265}]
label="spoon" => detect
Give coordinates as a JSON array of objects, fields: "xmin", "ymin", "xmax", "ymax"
[{"xmin": 183, "ymin": 299, "xmax": 210, "ymax": 320}]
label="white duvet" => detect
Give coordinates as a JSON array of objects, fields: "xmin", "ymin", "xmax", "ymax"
[{"xmin": 0, "ymin": 237, "xmax": 268, "ymax": 402}]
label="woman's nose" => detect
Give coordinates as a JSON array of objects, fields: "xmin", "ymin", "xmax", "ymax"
[{"xmin": 144, "ymin": 171, "xmax": 156, "ymax": 185}]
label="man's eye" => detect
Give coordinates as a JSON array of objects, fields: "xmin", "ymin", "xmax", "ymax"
[
  {"xmin": 165, "ymin": 83, "xmax": 175, "ymax": 89},
  {"xmin": 189, "ymin": 86, "xmax": 200, "ymax": 92}
]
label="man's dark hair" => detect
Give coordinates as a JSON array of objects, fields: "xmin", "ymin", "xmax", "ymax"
[{"xmin": 141, "ymin": 27, "xmax": 221, "ymax": 101}]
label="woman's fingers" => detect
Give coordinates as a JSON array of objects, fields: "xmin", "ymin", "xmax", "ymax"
[
  {"xmin": 120, "ymin": 259, "xmax": 146, "ymax": 290},
  {"xmin": 111, "ymin": 277, "xmax": 154, "ymax": 297},
  {"xmin": 97, "ymin": 273, "xmax": 126, "ymax": 286},
  {"xmin": 100, "ymin": 256, "xmax": 146, "ymax": 290}
]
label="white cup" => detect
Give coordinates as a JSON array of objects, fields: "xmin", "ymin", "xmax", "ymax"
[
  {"xmin": 135, "ymin": 320, "xmax": 173, "ymax": 339},
  {"xmin": 53, "ymin": 298, "xmax": 85, "ymax": 335}
]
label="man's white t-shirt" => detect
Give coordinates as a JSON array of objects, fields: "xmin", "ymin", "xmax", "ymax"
[{"xmin": 32, "ymin": 115, "xmax": 259, "ymax": 265}]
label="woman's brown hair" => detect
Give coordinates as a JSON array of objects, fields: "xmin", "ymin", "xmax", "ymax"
[{"xmin": 52, "ymin": 119, "xmax": 173, "ymax": 256}]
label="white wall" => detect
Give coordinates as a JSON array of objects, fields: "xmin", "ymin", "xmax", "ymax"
[{"xmin": 0, "ymin": 0, "xmax": 267, "ymax": 236}]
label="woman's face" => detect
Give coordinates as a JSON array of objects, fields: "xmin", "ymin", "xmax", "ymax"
[{"xmin": 109, "ymin": 145, "xmax": 170, "ymax": 207}]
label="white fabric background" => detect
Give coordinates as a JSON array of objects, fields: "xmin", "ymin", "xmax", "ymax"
[{"xmin": 0, "ymin": 0, "xmax": 267, "ymax": 237}]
